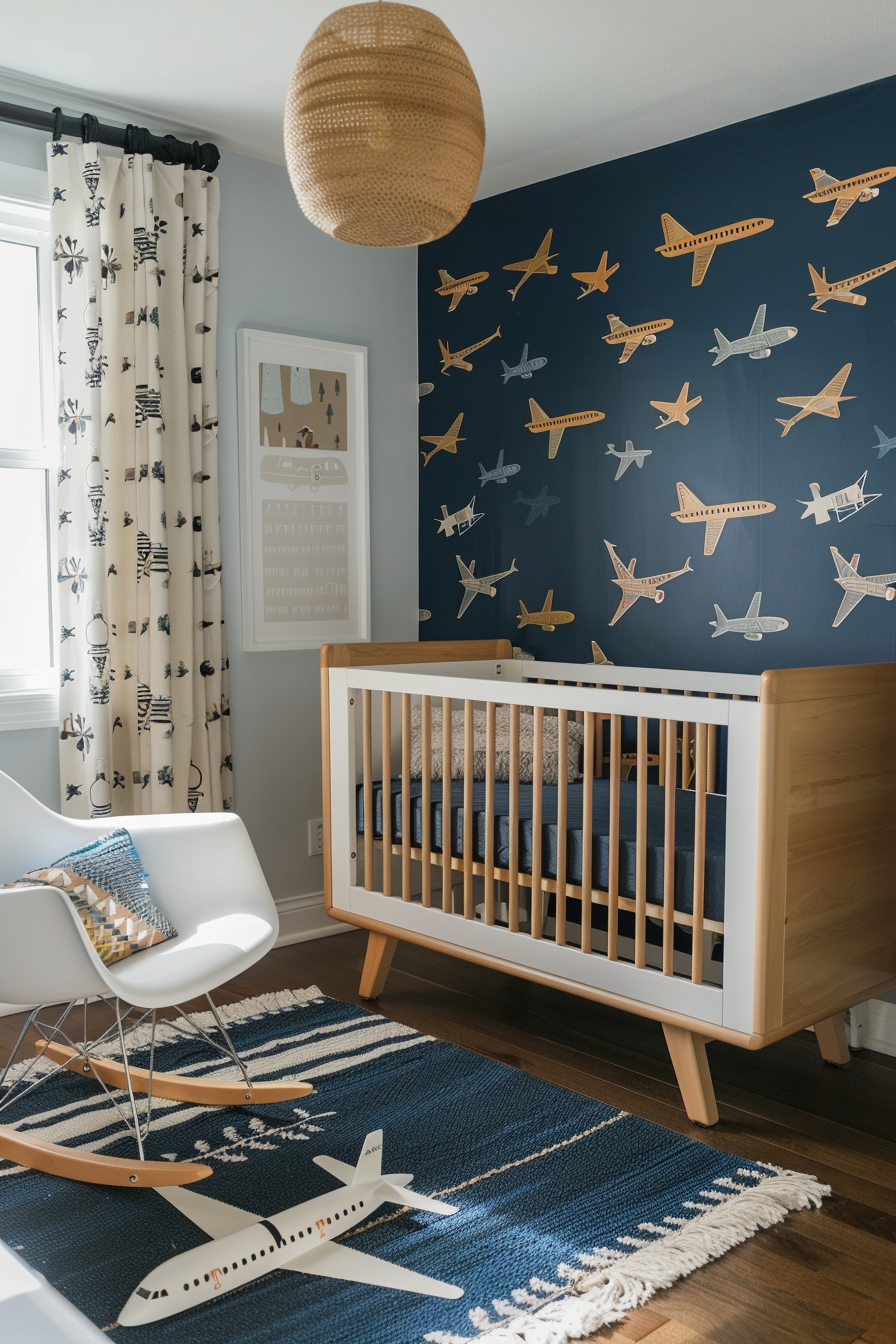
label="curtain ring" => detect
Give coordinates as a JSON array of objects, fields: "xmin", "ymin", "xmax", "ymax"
[
  {"xmin": 51, "ymin": 106, "xmax": 64, "ymax": 141},
  {"xmin": 191, "ymin": 140, "xmax": 202, "ymax": 171},
  {"xmin": 81, "ymin": 113, "xmax": 99, "ymax": 144},
  {"xmin": 124, "ymin": 123, "xmax": 134, "ymax": 155}
]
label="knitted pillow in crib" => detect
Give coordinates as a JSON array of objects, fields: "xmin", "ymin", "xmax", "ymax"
[
  {"xmin": 4, "ymin": 828, "xmax": 177, "ymax": 965},
  {"xmin": 410, "ymin": 704, "xmax": 584, "ymax": 785}
]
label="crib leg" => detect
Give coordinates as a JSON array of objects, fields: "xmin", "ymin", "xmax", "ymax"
[
  {"xmin": 662, "ymin": 1024, "xmax": 719, "ymax": 1127},
  {"xmin": 813, "ymin": 1012, "xmax": 851, "ymax": 1066},
  {"xmin": 359, "ymin": 932, "xmax": 398, "ymax": 1000}
]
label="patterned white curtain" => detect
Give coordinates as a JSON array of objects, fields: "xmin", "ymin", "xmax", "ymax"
[{"xmin": 48, "ymin": 139, "xmax": 233, "ymax": 817}]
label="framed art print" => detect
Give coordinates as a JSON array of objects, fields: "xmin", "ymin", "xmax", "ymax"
[{"xmin": 237, "ymin": 328, "xmax": 370, "ymax": 651}]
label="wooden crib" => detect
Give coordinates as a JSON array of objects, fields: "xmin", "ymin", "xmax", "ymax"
[{"xmin": 320, "ymin": 639, "xmax": 896, "ymax": 1124}]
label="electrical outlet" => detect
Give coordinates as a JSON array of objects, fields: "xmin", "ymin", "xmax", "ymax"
[{"xmin": 308, "ymin": 818, "xmax": 324, "ymax": 857}]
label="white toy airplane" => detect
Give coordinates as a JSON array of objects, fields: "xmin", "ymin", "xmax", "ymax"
[{"xmin": 119, "ymin": 1130, "xmax": 462, "ymax": 1327}]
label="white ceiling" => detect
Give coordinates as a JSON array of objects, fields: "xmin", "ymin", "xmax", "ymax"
[{"xmin": 2, "ymin": 0, "xmax": 896, "ymax": 198}]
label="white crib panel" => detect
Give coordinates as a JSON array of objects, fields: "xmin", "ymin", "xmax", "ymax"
[
  {"xmin": 720, "ymin": 699, "xmax": 762, "ymax": 1034},
  {"xmin": 328, "ymin": 669, "xmax": 359, "ymax": 899},
  {"xmin": 514, "ymin": 661, "xmax": 761, "ymax": 698}
]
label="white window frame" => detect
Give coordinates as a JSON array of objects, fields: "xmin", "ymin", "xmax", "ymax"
[{"xmin": 0, "ymin": 161, "xmax": 58, "ymax": 730}]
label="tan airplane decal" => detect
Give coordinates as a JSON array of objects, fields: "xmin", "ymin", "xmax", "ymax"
[
  {"xmin": 571, "ymin": 249, "xmax": 619, "ymax": 298},
  {"xmin": 517, "ymin": 589, "xmax": 575, "ymax": 632},
  {"xmin": 438, "ymin": 327, "xmax": 501, "ymax": 375},
  {"xmin": 776, "ymin": 363, "xmax": 855, "ymax": 437},
  {"xmin": 525, "ymin": 398, "xmax": 605, "ymax": 459},
  {"xmin": 591, "ymin": 640, "xmax": 614, "ymax": 665},
  {"xmin": 807, "ymin": 260, "xmax": 896, "ymax": 312},
  {"xmin": 435, "ymin": 268, "xmax": 489, "ymax": 312},
  {"xmin": 803, "ymin": 165, "xmax": 895, "ymax": 226},
  {"xmin": 655, "ymin": 212, "xmax": 774, "ymax": 286},
  {"xmin": 603, "ymin": 312, "xmax": 673, "ymax": 365},
  {"xmin": 503, "ymin": 229, "xmax": 558, "ymax": 301},
  {"xmin": 650, "ymin": 381, "xmax": 702, "ymax": 428},
  {"xmin": 830, "ymin": 547, "xmax": 896, "ymax": 627},
  {"xmin": 671, "ymin": 481, "xmax": 775, "ymax": 556},
  {"xmin": 420, "ymin": 412, "xmax": 465, "ymax": 466},
  {"xmin": 605, "ymin": 540, "xmax": 692, "ymax": 625},
  {"xmin": 456, "ymin": 555, "xmax": 518, "ymax": 619}
]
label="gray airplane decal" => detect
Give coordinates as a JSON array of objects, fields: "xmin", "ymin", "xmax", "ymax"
[
  {"xmin": 830, "ymin": 547, "xmax": 896, "ymax": 626},
  {"xmin": 478, "ymin": 448, "xmax": 521, "ymax": 486},
  {"xmin": 709, "ymin": 304, "xmax": 798, "ymax": 366},
  {"xmin": 515, "ymin": 485, "xmax": 560, "ymax": 525},
  {"xmin": 500, "ymin": 343, "xmax": 547, "ymax": 384},
  {"xmin": 456, "ymin": 555, "xmax": 518, "ymax": 617},
  {"xmin": 709, "ymin": 591, "xmax": 788, "ymax": 640},
  {"xmin": 874, "ymin": 425, "xmax": 896, "ymax": 458},
  {"xmin": 606, "ymin": 440, "xmax": 651, "ymax": 480}
]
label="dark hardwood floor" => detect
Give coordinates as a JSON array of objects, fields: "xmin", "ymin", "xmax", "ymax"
[{"xmin": 3, "ymin": 929, "xmax": 895, "ymax": 1343}]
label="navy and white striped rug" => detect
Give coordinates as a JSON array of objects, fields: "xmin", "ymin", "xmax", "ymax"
[{"xmin": 0, "ymin": 989, "xmax": 827, "ymax": 1343}]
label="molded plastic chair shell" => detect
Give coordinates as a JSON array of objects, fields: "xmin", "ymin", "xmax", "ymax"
[{"xmin": 0, "ymin": 771, "xmax": 279, "ymax": 1010}]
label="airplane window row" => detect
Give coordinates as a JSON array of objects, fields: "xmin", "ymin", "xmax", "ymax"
[{"xmin": 136, "ymin": 1287, "xmax": 169, "ymax": 1300}]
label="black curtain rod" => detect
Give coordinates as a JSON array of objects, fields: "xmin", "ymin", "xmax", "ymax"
[{"xmin": 0, "ymin": 100, "xmax": 220, "ymax": 172}]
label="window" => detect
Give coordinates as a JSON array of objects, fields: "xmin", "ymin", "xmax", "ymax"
[{"xmin": 0, "ymin": 163, "xmax": 56, "ymax": 730}]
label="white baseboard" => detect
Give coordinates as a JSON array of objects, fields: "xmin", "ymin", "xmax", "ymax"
[
  {"xmin": 274, "ymin": 891, "xmax": 352, "ymax": 947},
  {"xmin": 865, "ymin": 997, "xmax": 896, "ymax": 1058}
]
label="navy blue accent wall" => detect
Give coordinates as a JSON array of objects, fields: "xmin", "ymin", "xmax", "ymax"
[{"xmin": 416, "ymin": 76, "xmax": 896, "ymax": 672}]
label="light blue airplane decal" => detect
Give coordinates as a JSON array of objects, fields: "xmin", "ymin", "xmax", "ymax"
[
  {"xmin": 500, "ymin": 344, "xmax": 547, "ymax": 384},
  {"xmin": 479, "ymin": 448, "xmax": 521, "ymax": 486},
  {"xmin": 710, "ymin": 591, "xmax": 788, "ymax": 641},
  {"xmin": 606, "ymin": 440, "xmax": 651, "ymax": 480},
  {"xmin": 873, "ymin": 425, "xmax": 896, "ymax": 458},
  {"xmin": 709, "ymin": 304, "xmax": 797, "ymax": 366},
  {"xmin": 515, "ymin": 485, "xmax": 560, "ymax": 525}
]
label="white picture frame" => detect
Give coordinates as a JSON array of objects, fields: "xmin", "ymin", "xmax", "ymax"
[{"xmin": 237, "ymin": 328, "xmax": 370, "ymax": 651}]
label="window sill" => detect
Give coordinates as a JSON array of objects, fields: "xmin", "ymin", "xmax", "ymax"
[{"xmin": 0, "ymin": 686, "xmax": 59, "ymax": 731}]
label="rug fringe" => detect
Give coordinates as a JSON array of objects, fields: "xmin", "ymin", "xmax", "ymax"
[{"xmin": 425, "ymin": 1170, "xmax": 829, "ymax": 1344}]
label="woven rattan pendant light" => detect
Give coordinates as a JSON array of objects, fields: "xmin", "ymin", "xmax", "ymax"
[{"xmin": 285, "ymin": 2, "xmax": 485, "ymax": 247}]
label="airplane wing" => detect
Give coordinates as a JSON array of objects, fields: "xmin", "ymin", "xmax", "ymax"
[
  {"xmin": 649, "ymin": 400, "xmax": 672, "ymax": 415},
  {"xmin": 438, "ymin": 270, "xmax": 454, "ymax": 285},
  {"xmin": 503, "ymin": 257, "xmax": 531, "ymax": 273},
  {"xmin": 604, "ymin": 542, "xmax": 631, "ymax": 581},
  {"xmin": 865, "ymin": 572, "xmax": 896, "ymax": 585},
  {"xmin": 749, "ymin": 304, "xmax": 767, "ymax": 336},
  {"xmin": 746, "ymin": 592, "xmax": 762, "ymax": 620},
  {"xmin": 457, "ymin": 588, "xmax": 476, "ymax": 618},
  {"xmin": 690, "ymin": 245, "xmax": 716, "ymax": 287},
  {"xmin": 534, "ymin": 230, "xmax": 554, "ymax": 262},
  {"xmin": 456, "ymin": 556, "xmax": 474, "ymax": 581},
  {"xmin": 158, "ymin": 1186, "xmax": 262, "ymax": 1239},
  {"xmin": 703, "ymin": 518, "xmax": 726, "ymax": 555},
  {"xmin": 676, "ymin": 482, "xmax": 703, "ymax": 512},
  {"xmin": 830, "ymin": 548, "xmax": 858, "ymax": 580},
  {"xmin": 827, "ymin": 195, "xmax": 857, "ymax": 225},
  {"xmin": 776, "ymin": 396, "xmax": 813, "ymax": 407},
  {"xmin": 614, "ymin": 456, "xmax": 630, "ymax": 481},
  {"xmin": 448, "ymin": 290, "xmax": 464, "ymax": 312},
  {"xmin": 541, "ymin": 590, "xmax": 554, "ymax": 613},
  {"xmin": 548, "ymin": 427, "xmax": 564, "ymax": 458},
  {"xmin": 605, "ymin": 314, "xmax": 626, "ymax": 333},
  {"xmin": 823, "ymin": 364, "xmax": 852, "ymax": 398},
  {"xmin": 874, "ymin": 426, "xmax": 888, "ymax": 446},
  {"xmin": 618, "ymin": 338, "xmax": 641, "ymax": 364},
  {"xmin": 282, "ymin": 1240, "xmax": 463, "ymax": 1299},
  {"xmin": 609, "ymin": 592, "xmax": 639, "ymax": 625},
  {"xmin": 660, "ymin": 214, "xmax": 693, "ymax": 246},
  {"xmin": 833, "ymin": 590, "xmax": 864, "ymax": 626}
]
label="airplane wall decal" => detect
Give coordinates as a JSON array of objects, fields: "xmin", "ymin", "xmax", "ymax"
[
  {"xmin": 435, "ymin": 497, "xmax": 484, "ymax": 537},
  {"xmin": 438, "ymin": 327, "xmax": 501, "ymax": 375},
  {"xmin": 420, "ymin": 412, "xmax": 465, "ymax": 466},
  {"xmin": 591, "ymin": 640, "xmax": 614, "ymax": 665},
  {"xmin": 873, "ymin": 425, "xmax": 896, "ymax": 458},
  {"xmin": 709, "ymin": 592, "xmax": 788, "ymax": 641},
  {"xmin": 517, "ymin": 590, "xmax": 575, "ymax": 631},
  {"xmin": 829, "ymin": 547, "xmax": 896, "ymax": 626},
  {"xmin": 604, "ymin": 540, "xmax": 692, "ymax": 625},
  {"xmin": 571, "ymin": 249, "xmax": 619, "ymax": 298},
  {"xmin": 479, "ymin": 448, "xmax": 520, "ymax": 486},
  {"xmin": 655, "ymin": 211, "xmax": 774, "ymax": 286},
  {"xmin": 118, "ymin": 1130, "xmax": 462, "ymax": 1328},
  {"xmin": 798, "ymin": 472, "xmax": 880, "ymax": 525},
  {"xmin": 671, "ymin": 482, "xmax": 775, "ymax": 555},
  {"xmin": 418, "ymin": 382, "xmax": 434, "ymax": 398},
  {"xmin": 708, "ymin": 303, "xmax": 797, "ymax": 365},
  {"xmin": 776, "ymin": 362, "xmax": 854, "ymax": 437},
  {"xmin": 606, "ymin": 440, "xmax": 651, "ymax": 480},
  {"xmin": 603, "ymin": 312, "xmax": 673, "ymax": 364},
  {"xmin": 515, "ymin": 485, "xmax": 560, "ymax": 525},
  {"xmin": 525, "ymin": 398, "xmax": 604, "ymax": 459},
  {"xmin": 434, "ymin": 268, "xmax": 489, "ymax": 311},
  {"xmin": 500, "ymin": 344, "xmax": 547, "ymax": 383},
  {"xmin": 650, "ymin": 382, "xmax": 702, "ymax": 428},
  {"xmin": 503, "ymin": 229, "xmax": 558, "ymax": 300},
  {"xmin": 803, "ymin": 165, "xmax": 896, "ymax": 226},
  {"xmin": 807, "ymin": 260, "xmax": 896, "ymax": 311},
  {"xmin": 456, "ymin": 555, "xmax": 518, "ymax": 617}
]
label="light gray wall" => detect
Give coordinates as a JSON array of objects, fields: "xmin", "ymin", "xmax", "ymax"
[{"xmin": 0, "ymin": 121, "xmax": 419, "ymax": 901}]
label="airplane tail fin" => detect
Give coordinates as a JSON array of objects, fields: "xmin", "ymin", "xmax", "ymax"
[
  {"xmin": 528, "ymin": 398, "xmax": 548, "ymax": 422},
  {"xmin": 661, "ymin": 213, "xmax": 693, "ymax": 246},
  {"xmin": 709, "ymin": 330, "xmax": 731, "ymax": 365},
  {"xmin": 438, "ymin": 339, "xmax": 449, "ymax": 361},
  {"xmin": 501, "ymin": 360, "xmax": 512, "ymax": 383},
  {"xmin": 807, "ymin": 263, "xmax": 826, "ymax": 290},
  {"xmin": 710, "ymin": 605, "xmax": 728, "ymax": 636},
  {"xmin": 353, "ymin": 1130, "xmax": 383, "ymax": 1184},
  {"xmin": 478, "ymin": 463, "xmax": 488, "ymax": 484}
]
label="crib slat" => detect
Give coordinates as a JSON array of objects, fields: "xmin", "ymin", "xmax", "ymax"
[
  {"xmin": 421, "ymin": 695, "xmax": 432, "ymax": 907},
  {"xmin": 508, "ymin": 703, "xmax": 520, "ymax": 933},
  {"xmin": 442, "ymin": 696, "xmax": 452, "ymax": 913},
  {"xmin": 692, "ymin": 721, "xmax": 708, "ymax": 985},
  {"xmin": 581, "ymin": 712, "xmax": 594, "ymax": 954},
  {"xmin": 556, "ymin": 708, "xmax": 569, "ymax": 948},
  {"xmin": 362, "ymin": 690, "xmax": 374, "ymax": 891},
  {"xmin": 401, "ymin": 694, "xmax": 412, "ymax": 901},
  {"xmin": 531, "ymin": 706, "xmax": 544, "ymax": 939},
  {"xmin": 634, "ymin": 712, "xmax": 648, "ymax": 968},
  {"xmin": 681, "ymin": 688, "xmax": 693, "ymax": 788},
  {"xmin": 381, "ymin": 691, "xmax": 392, "ymax": 897},
  {"xmin": 484, "ymin": 701, "xmax": 496, "ymax": 925},
  {"xmin": 663, "ymin": 716, "xmax": 676, "ymax": 975},
  {"xmin": 607, "ymin": 712, "xmax": 621, "ymax": 961},
  {"xmin": 659, "ymin": 688, "xmax": 669, "ymax": 782},
  {"xmin": 463, "ymin": 699, "xmax": 475, "ymax": 919},
  {"xmin": 707, "ymin": 692, "xmax": 718, "ymax": 793}
]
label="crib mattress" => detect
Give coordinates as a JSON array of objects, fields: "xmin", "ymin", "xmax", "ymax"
[{"xmin": 356, "ymin": 778, "xmax": 727, "ymax": 922}]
